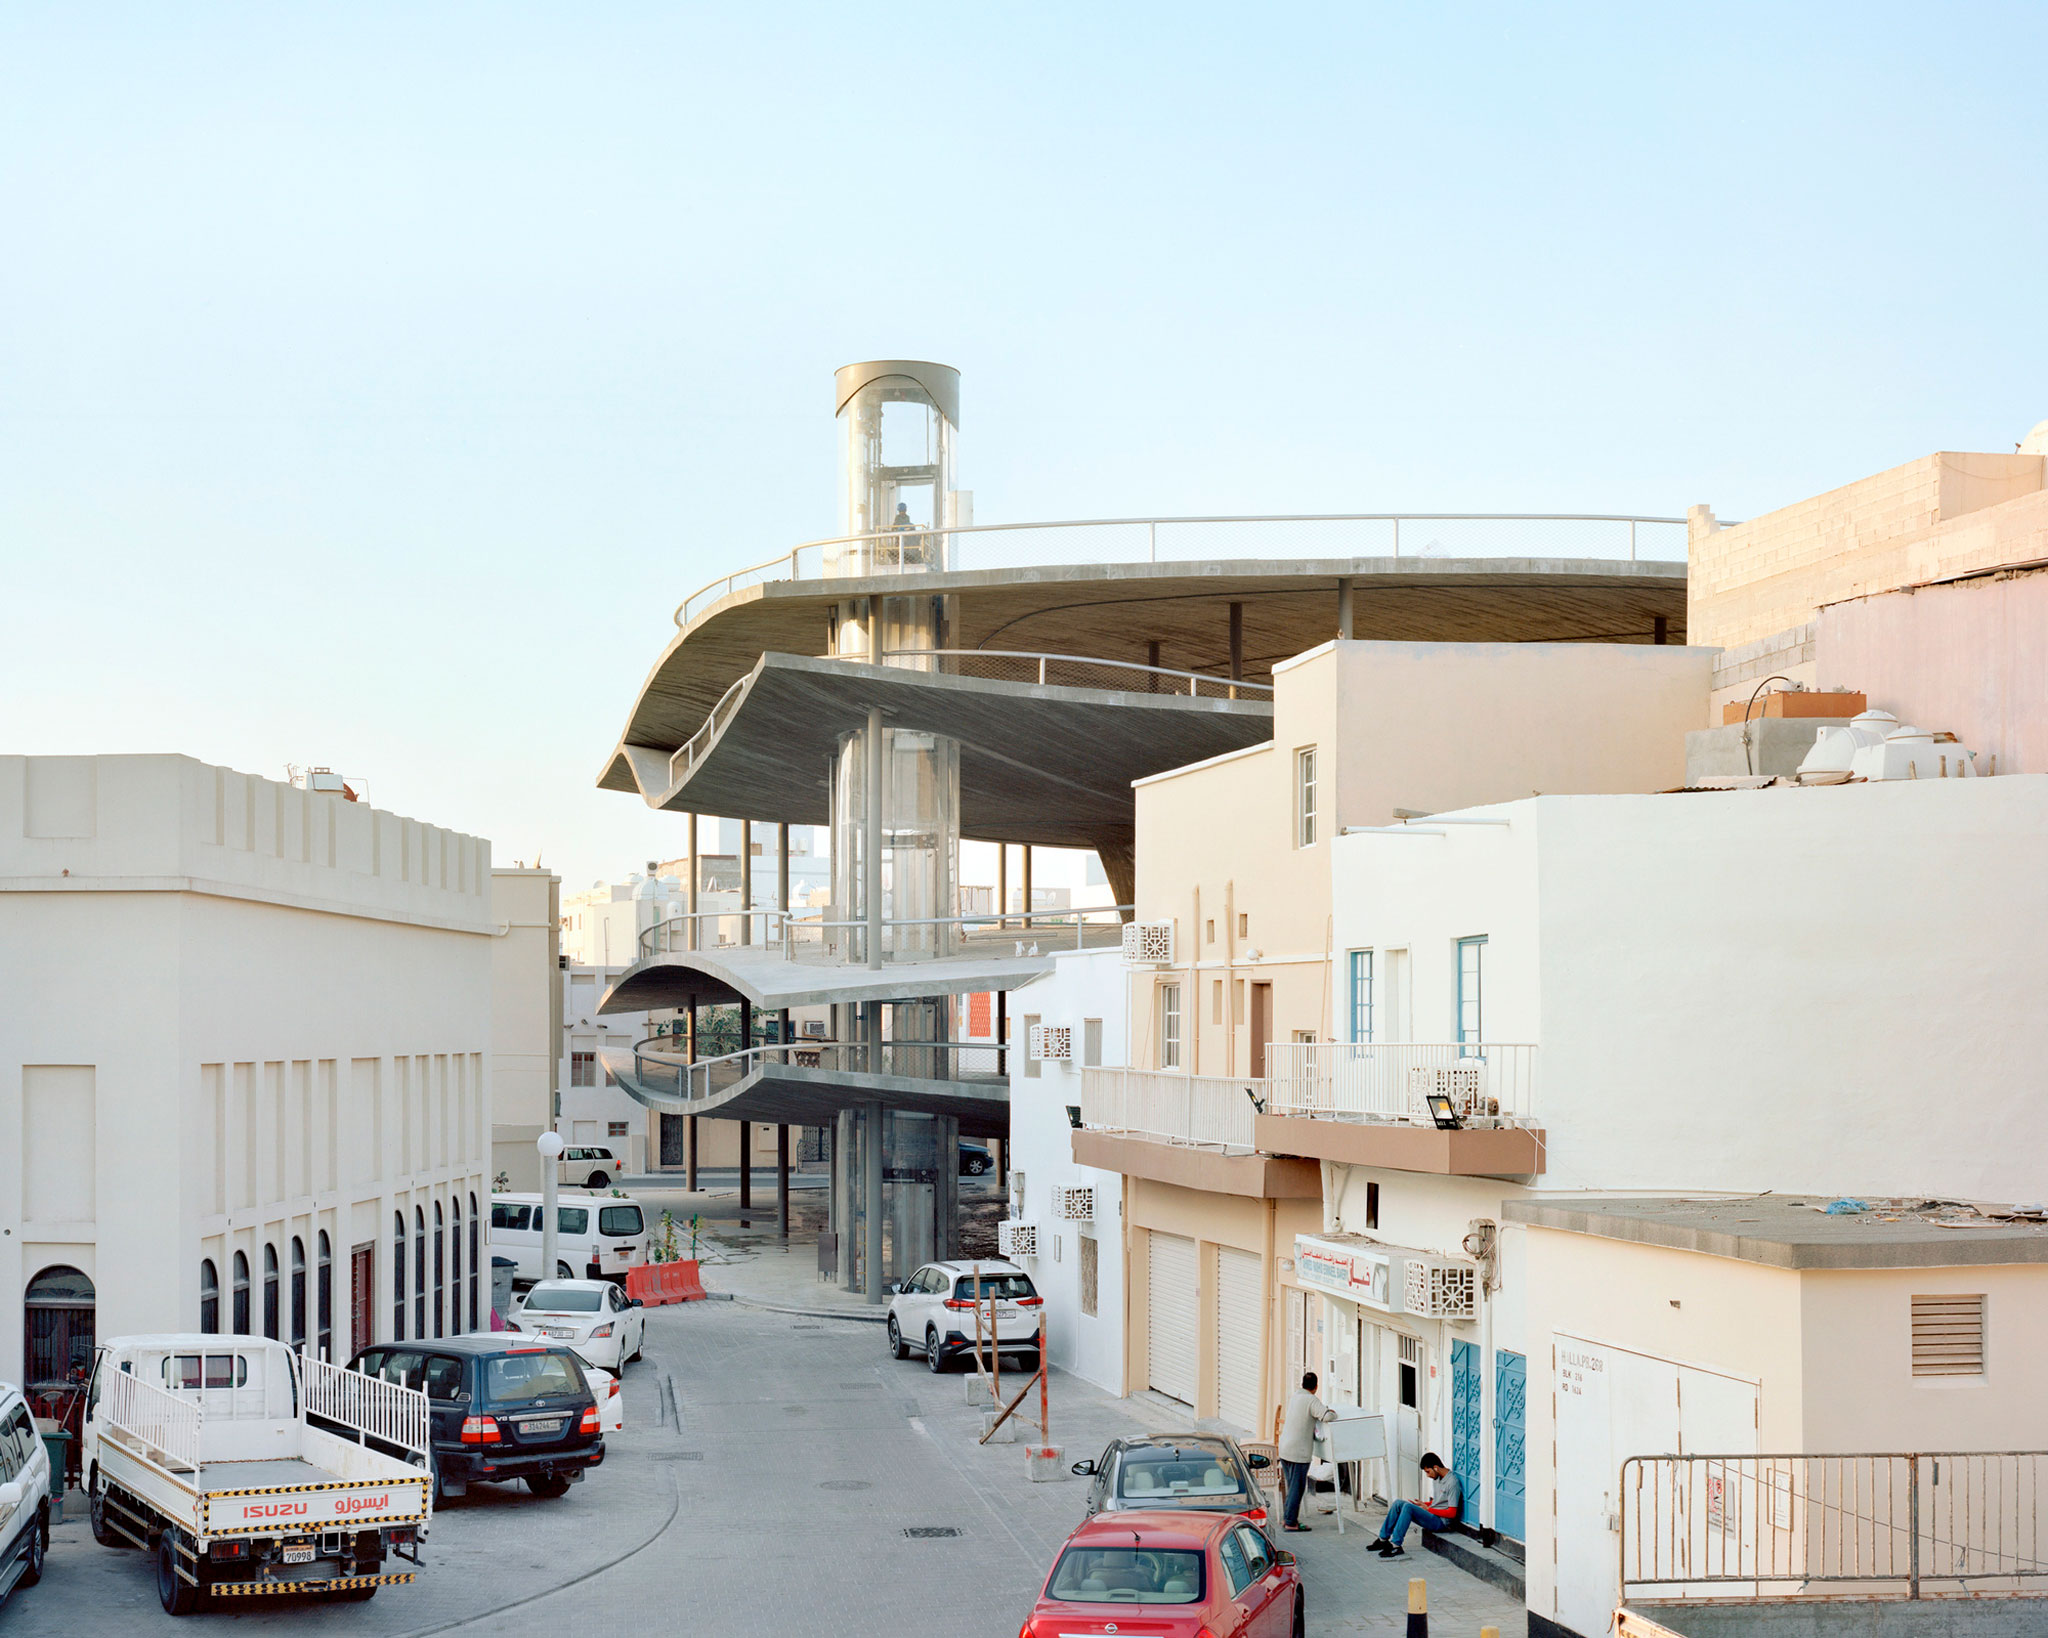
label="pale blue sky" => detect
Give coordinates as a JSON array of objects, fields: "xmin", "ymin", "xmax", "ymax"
[{"xmin": 5, "ymin": 3, "xmax": 2045, "ymax": 888}]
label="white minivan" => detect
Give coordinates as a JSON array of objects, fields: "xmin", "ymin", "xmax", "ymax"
[
  {"xmin": 490, "ymin": 1193, "xmax": 650, "ymax": 1283},
  {"xmin": 0, "ymin": 1380, "xmax": 52, "ymax": 1609}
]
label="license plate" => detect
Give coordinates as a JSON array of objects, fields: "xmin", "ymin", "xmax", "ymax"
[
  {"xmin": 523, "ymin": 1417, "xmax": 564, "ymax": 1434},
  {"xmin": 282, "ymin": 1544, "xmax": 315, "ymax": 1565},
  {"xmin": 543, "ymin": 1326, "xmax": 576, "ymax": 1338}
]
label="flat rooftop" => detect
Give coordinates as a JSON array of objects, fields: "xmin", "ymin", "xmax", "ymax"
[{"xmin": 1505, "ymin": 1193, "xmax": 2048, "ymax": 1269}]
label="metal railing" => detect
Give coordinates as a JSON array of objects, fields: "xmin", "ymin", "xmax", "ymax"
[
  {"xmin": 636, "ymin": 905, "xmax": 1129, "ymax": 966},
  {"xmin": 677, "ymin": 512, "xmax": 1690, "ymax": 626},
  {"xmin": 1266, "ymin": 1042, "xmax": 1538, "ymax": 1127},
  {"xmin": 856, "ymin": 648, "xmax": 1274, "ymax": 700},
  {"xmin": 619, "ymin": 1037, "xmax": 1010, "ymax": 1104},
  {"xmin": 1621, "ymin": 1452, "xmax": 2048, "ymax": 1602},
  {"xmin": 668, "ymin": 673, "xmax": 754, "ymax": 791},
  {"xmin": 308, "ymin": 1355, "xmax": 431, "ymax": 1461},
  {"xmin": 103, "ymin": 1368, "xmax": 203, "ymax": 1472},
  {"xmin": 785, "ymin": 906, "xmax": 1131, "ymax": 966},
  {"xmin": 1079, "ymin": 1066, "xmax": 1270, "ymax": 1151}
]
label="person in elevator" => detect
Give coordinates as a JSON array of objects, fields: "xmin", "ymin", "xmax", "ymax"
[
  {"xmin": 1368, "ymin": 1453, "xmax": 1461, "ymax": 1556},
  {"xmin": 1276, "ymin": 1371, "xmax": 1334, "ymax": 1532}
]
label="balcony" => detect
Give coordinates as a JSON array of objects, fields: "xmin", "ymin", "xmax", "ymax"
[
  {"xmin": 1257, "ymin": 1043, "xmax": 1545, "ymax": 1178},
  {"xmin": 1072, "ymin": 1067, "xmax": 1320, "ymax": 1200}
]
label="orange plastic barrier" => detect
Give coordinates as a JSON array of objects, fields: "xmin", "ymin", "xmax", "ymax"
[{"xmin": 627, "ymin": 1260, "xmax": 709, "ymax": 1305}]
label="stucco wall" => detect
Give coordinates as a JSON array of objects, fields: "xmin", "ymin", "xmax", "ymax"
[
  {"xmin": 491, "ymin": 867, "xmax": 559, "ymax": 1189},
  {"xmin": 0, "ymin": 754, "xmax": 493, "ymax": 1374},
  {"xmin": 1819, "ymin": 567, "xmax": 2048, "ymax": 777}
]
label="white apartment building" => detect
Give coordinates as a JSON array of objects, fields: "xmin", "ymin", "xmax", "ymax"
[
  {"xmin": 1292, "ymin": 771, "xmax": 2048, "ymax": 1633},
  {"xmin": 1002, "ymin": 945, "xmax": 1129, "ymax": 1394},
  {"xmin": 559, "ymin": 962, "xmax": 658, "ymax": 1174},
  {"xmin": 1, "ymin": 755, "xmax": 495, "ymax": 1392}
]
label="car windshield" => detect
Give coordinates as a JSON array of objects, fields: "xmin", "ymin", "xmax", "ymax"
[
  {"xmin": 953, "ymin": 1274, "xmax": 1036, "ymax": 1301},
  {"xmin": 484, "ymin": 1352, "xmax": 585, "ymax": 1400},
  {"xmin": 1047, "ymin": 1547, "xmax": 1204, "ymax": 1604},
  {"xmin": 1118, "ymin": 1448, "xmax": 1246, "ymax": 1499},
  {"xmin": 599, "ymin": 1206, "xmax": 643, "ymax": 1236},
  {"xmin": 524, "ymin": 1286, "xmax": 603, "ymax": 1313}
]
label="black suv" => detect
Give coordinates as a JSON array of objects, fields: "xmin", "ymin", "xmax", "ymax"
[{"xmin": 346, "ymin": 1335, "xmax": 605, "ymax": 1504}]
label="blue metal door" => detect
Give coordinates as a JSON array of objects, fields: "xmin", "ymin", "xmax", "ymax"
[
  {"xmin": 1495, "ymin": 1349, "xmax": 1527, "ymax": 1540},
  {"xmin": 1450, "ymin": 1339, "xmax": 1482, "ymax": 1525}
]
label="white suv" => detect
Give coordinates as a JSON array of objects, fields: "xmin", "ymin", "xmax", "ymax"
[
  {"xmin": 560, "ymin": 1147, "xmax": 620, "ymax": 1188},
  {"xmin": 886, "ymin": 1259, "xmax": 1043, "ymax": 1373},
  {"xmin": 0, "ymin": 1381, "xmax": 52, "ymax": 1609}
]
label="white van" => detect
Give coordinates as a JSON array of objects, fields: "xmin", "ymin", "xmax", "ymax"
[{"xmin": 489, "ymin": 1193, "xmax": 649, "ymax": 1283}]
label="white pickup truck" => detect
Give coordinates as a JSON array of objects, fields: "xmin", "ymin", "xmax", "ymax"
[{"xmin": 82, "ymin": 1335, "xmax": 431, "ymax": 1614}]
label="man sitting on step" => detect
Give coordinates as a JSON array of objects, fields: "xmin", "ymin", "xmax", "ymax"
[{"xmin": 1368, "ymin": 1454, "xmax": 1461, "ymax": 1557}]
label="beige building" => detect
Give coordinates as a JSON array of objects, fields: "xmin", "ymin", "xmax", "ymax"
[
  {"xmin": 489, "ymin": 866, "xmax": 560, "ymax": 1190},
  {"xmin": 1103, "ymin": 637, "xmax": 1711, "ymax": 1438}
]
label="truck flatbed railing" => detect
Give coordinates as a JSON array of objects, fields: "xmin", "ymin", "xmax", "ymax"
[
  {"xmin": 302, "ymin": 1355, "xmax": 430, "ymax": 1462},
  {"xmin": 102, "ymin": 1367, "xmax": 201, "ymax": 1474}
]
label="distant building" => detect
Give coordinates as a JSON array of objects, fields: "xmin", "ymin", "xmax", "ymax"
[{"xmin": 1, "ymin": 754, "xmax": 494, "ymax": 1385}]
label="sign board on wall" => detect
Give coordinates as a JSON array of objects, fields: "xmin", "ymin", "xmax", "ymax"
[{"xmin": 1294, "ymin": 1234, "xmax": 1397, "ymax": 1312}]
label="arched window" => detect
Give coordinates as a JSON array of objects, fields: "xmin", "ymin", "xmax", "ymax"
[
  {"xmin": 316, "ymin": 1232, "xmax": 333, "ymax": 1360},
  {"xmin": 414, "ymin": 1206, "xmax": 427, "ymax": 1339},
  {"xmin": 449, "ymin": 1198, "xmax": 462, "ymax": 1337},
  {"xmin": 433, "ymin": 1202, "xmax": 445, "ymax": 1339},
  {"xmin": 232, "ymin": 1251, "xmax": 251, "ymax": 1335},
  {"xmin": 199, "ymin": 1259, "xmax": 220, "ymax": 1335},
  {"xmin": 469, "ymin": 1192, "xmax": 480, "ymax": 1331},
  {"xmin": 393, "ymin": 1213, "xmax": 407, "ymax": 1342},
  {"xmin": 25, "ymin": 1265, "xmax": 96, "ymax": 1389},
  {"xmin": 290, "ymin": 1238, "xmax": 307, "ymax": 1352},
  {"xmin": 262, "ymin": 1244, "xmax": 280, "ymax": 1340}
]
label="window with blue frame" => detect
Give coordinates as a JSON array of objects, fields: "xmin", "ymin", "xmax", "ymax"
[
  {"xmin": 1348, "ymin": 950, "xmax": 1374, "ymax": 1042},
  {"xmin": 1456, "ymin": 936, "xmax": 1486, "ymax": 1054}
]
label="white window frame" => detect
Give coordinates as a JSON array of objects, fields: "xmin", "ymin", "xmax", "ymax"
[
  {"xmin": 1349, "ymin": 949, "xmax": 1374, "ymax": 1043},
  {"xmin": 1295, "ymin": 746, "xmax": 1318, "ymax": 848},
  {"xmin": 1158, "ymin": 984, "xmax": 1182, "ymax": 1069}
]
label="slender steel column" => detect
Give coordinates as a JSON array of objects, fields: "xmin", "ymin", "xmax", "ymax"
[
  {"xmin": 863, "ymin": 1101, "xmax": 885, "ymax": 1302},
  {"xmin": 835, "ymin": 1106, "xmax": 855, "ymax": 1288},
  {"xmin": 1337, "ymin": 576, "xmax": 1355, "ymax": 640},
  {"xmin": 865, "ymin": 706, "xmax": 884, "ymax": 969},
  {"xmin": 740, "ymin": 818, "xmax": 753, "ymax": 944},
  {"xmin": 777, "ymin": 1121, "xmax": 791, "ymax": 1241}
]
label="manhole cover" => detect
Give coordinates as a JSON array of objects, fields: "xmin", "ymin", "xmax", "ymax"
[
  {"xmin": 904, "ymin": 1527, "xmax": 962, "ymax": 1540},
  {"xmin": 819, "ymin": 1480, "xmax": 871, "ymax": 1492}
]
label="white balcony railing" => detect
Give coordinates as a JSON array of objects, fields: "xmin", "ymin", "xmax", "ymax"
[
  {"xmin": 676, "ymin": 512, "xmax": 1688, "ymax": 627},
  {"xmin": 1266, "ymin": 1042, "xmax": 1538, "ymax": 1128},
  {"xmin": 1079, "ymin": 1066, "xmax": 1270, "ymax": 1152}
]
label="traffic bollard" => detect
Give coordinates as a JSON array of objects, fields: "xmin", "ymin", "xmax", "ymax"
[{"xmin": 1405, "ymin": 1576, "xmax": 1427, "ymax": 1637}]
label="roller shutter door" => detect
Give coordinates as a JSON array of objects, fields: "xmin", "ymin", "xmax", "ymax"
[
  {"xmin": 1215, "ymin": 1246, "xmax": 1263, "ymax": 1433},
  {"xmin": 1146, "ymin": 1231, "xmax": 1198, "ymax": 1405}
]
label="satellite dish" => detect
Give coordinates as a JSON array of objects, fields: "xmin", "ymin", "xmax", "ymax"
[{"xmin": 2020, "ymin": 420, "xmax": 2048, "ymax": 456}]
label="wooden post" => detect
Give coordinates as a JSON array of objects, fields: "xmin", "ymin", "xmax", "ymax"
[
  {"xmin": 1038, "ymin": 1311, "xmax": 1048, "ymax": 1440},
  {"xmin": 990, "ymin": 1271, "xmax": 1000, "ymax": 1408}
]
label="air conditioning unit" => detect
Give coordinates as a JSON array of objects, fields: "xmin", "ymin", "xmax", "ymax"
[
  {"xmin": 1408, "ymin": 1064, "xmax": 1488, "ymax": 1118},
  {"xmin": 998, "ymin": 1220, "xmax": 1039, "ymax": 1258},
  {"xmin": 1122, "ymin": 921, "xmax": 1174, "ymax": 966},
  {"xmin": 1029, "ymin": 1024, "xmax": 1073, "ymax": 1062},
  {"xmin": 1403, "ymin": 1256, "xmax": 1477, "ymax": 1321},
  {"xmin": 1052, "ymin": 1186, "xmax": 1095, "ymax": 1222}
]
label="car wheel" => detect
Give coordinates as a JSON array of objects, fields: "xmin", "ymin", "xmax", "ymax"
[
  {"xmin": 1016, "ymin": 1351, "xmax": 1041, "ymax": 1374},
  {"xmin": 526, "ymin": 1473, "xmax": 572, "ymax": 1499},
  {"xmin": 19, "ymin": 1505, "xmax": 45, "ymax": 1586},
  {"xmin": 887, "ymin": 1315, "xmax": 909, "ymax": 1360},
  {"xmin": 157, "ymin": 1532, "xmax": 204, "ymax": 1615},
  {"xmin": 90, "ymin": 1480, "xmax": 132, "ymax": 1549},
  {"xmin": 1292, "ymin": 1592, "xmax": 1305, "ymax": 1638},
  {"xmin": 968, "ymin": 1157, "xmax": 989, "ymax": 1175},
  {"xmin": 557, "ymin": 1260, "xmax": 574, "ymax": 1280},
  {"xmin": 925, "ymin": 1328, "xmax": 947, "ymax": 1373},
  {"xmin": 587, "ymin": 1172, "xmax": 609, "ymax": 1188}
]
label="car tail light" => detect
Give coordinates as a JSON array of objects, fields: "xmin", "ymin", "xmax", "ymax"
[
  {"xmin": 943, "ymin": 1298, "xmax": 974, "ymax": 1311},
  {"xmin": 459, "ymin": 1415, "xmax": 501, "ymax": 1444},
  {"xmin": 592, "ymin": 1323, "xmax": 614, "ymax": 1338},
  {"xmin": 208, "ymin": 1540, "xmax": 250, "ymax": 1561},
  {"xmin": 386, "ymin": 1526, "xmax": 416, "ymax": 1547},
  {"xmin": 578, "ymin": 1405, "xmax": 600, "ymax": 1434},
  {"xmin": 1016, "ymin": 1296, "xmax": 1043, "ymax": 1307},
  {"xmin": 606, "ymin": 1377, "xmax": 621, "ymax": 1399},
  {"xmin": 1242, "ymin": 1506, "xmax": 1267, "ymax": 1522}
]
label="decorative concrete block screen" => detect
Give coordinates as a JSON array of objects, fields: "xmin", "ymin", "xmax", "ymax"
[
  {"xmin": 1122, "ymin": 922, "xmax": 1174, "ymax": 966},
  {"xmin": 1404, "ymin": 1258, "xmax": 1477, "ymax": 1320}
]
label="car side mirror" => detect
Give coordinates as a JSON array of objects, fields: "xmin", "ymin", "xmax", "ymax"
[
  {"xmin": 1273, "ymin": 1548, "xmax": 1296, "ymax": 1567},
  {"xmin": 1245, "ymin": 1453, "xmax": 1271, "ymax": 1469},
  {"xmin": 629, "ymin": 1298, "xmax": 644, "ymax": 1308},
  {"xmin": 0, "ymin": 1481, "xmax": 20, "ymax": 1512},
  {"xmin": 1070, "ymin": 1459, "xmax": 1096, "ymax": 1476}
]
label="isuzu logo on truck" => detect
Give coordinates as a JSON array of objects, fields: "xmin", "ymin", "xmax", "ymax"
[
  {"xmin": 243, "ymin": 1501, "xmax": 310, "ymax": 1519},
  {"xmin": 336, "ymin": 1493, "xmax": 391, "ymax": 1514}
]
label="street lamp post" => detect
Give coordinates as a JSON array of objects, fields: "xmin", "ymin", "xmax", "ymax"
[{"xmin": 537, "ymin": 1130, "xmax": 564, "ymax": 1281}]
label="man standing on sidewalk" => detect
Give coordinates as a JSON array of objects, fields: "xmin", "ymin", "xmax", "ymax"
[{"xmin": 1276, "ymin": 1371, "xmax": 1334, "ymax": 1533}]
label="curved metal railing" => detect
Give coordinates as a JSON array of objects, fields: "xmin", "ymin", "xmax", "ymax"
[
  {"xmin": 639, "ymin": 909, "xmax": 821, "ymax": 960},
  {"xmin": 676, "ymin": 511, "xmax": 1689, "ymax": 626},
  {"xmin": 857, "ymin": 648, "xmax": 1274, "ymax": 700},
  {"xmin": 636, "ymin": 905, "xmax": 1132, "ymax": 966},
  {"xmin": 618, "ymin": 1037, "xmax": 1011, "ymax": 1104}
]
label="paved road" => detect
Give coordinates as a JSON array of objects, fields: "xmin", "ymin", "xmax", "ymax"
[{"xmin": 14, "ymin": 1301, "xmax": 1519, "ymax": 1636}]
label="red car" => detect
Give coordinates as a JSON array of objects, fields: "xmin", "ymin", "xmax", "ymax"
[{"xmin": 1021, "ymin": 1508, "xmax": 1304, "ymax": 1638}]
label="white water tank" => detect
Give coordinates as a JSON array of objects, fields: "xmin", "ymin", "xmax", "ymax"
[{"xmin": 1800, "ymin": 709, "xmax": 1979, "ymax": 781}]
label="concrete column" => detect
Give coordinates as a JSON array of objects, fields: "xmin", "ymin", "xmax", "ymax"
[
  {"xmin": 740, "ymin": 818, "xmax": 753, "ymax": 944},
  {"xmin": 777, "ymin": 1121, "xmax": 791, "ymax": 1242},
  {"xmin": 1337, "ymin": 577, "xmax": 1355, "ymax": 640},
  {"xmin": 865, "ymin": 706, "xmax": 884, "ymax": 970},
  {"xmin": 834, "ymin": 1106, "xmax": 856, "ymax": 1288},
  {"xmin": 863, "ymin": 1102, "xmax": 885, "ymax": 1303}
]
